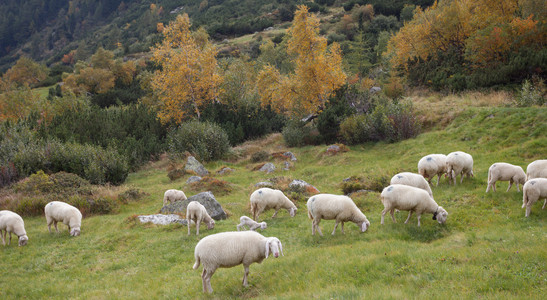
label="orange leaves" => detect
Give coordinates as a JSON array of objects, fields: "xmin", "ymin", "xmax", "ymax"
[
  {"xmin": 150, "ymin": 14, "xmax": 221, "ymax": 124},
  {"xmin": 257, "ymin": 5, "xmax": 346, "ymax": 117}
]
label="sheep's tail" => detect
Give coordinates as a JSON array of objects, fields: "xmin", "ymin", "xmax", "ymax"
[
  {"xmin": 307, "ymin": 198, "xmax": 315, "ymax": 220},
  {"xmin": 487, "ymin": 168, "xmax": 491, "ymax": 184},
  {"xmin": 250, "ymin": 202, "xmax": 257, "ymax": 220},
  {"xmin": 193, "ymin": 255, "xmax": 200, "ymax": 270}
]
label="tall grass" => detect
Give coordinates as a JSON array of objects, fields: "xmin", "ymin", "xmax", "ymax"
[{"xmin": 1, "ymin": 103, "xmax": 545, "ymax": 298}]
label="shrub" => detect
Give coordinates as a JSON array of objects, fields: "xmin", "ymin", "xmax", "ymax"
[
  {"xmin": 340, "ymin": 174, "xmax": 390, "ymax": 194},
  {"xmin": 282, "ymin": 121, "xmax": 321, "ymax": 147},
  {"xmin": 189, "ymin": 176, "xmax": 232, "ymax": 196},
  {"xmin": 118, "ymin": 188, "xmax": 148, "ymax": 204},
  {"xmin": 515, "ymin": 78, "xmax": 546, "ymax": 107},
  {"xmin": 168, "ymin": 121, "xmax": 230, "ymax": 162},
  {"xmin": 250, "ymin": 151, "xmax": 270, "ymax": 163}
]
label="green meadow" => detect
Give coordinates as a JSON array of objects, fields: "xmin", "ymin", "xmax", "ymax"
[{"xmin": 1, "ymin": 98, "xmax": 546, "ymax": 299}]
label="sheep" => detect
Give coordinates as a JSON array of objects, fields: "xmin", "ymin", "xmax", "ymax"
[
  {"xmin": 250, "ymin": 188, "xmax": 297, "ymax": 220},
  {"xmin": 380, "ymin": 184, "xmax": 448, "ymax": 227},
  {"xmin": 237, "ymin": 216, "xmax": 267, "ymax": 231},
  {"xmin": 44, "ymin": 201, "xmax": 82, "ymax": 237},
  {"xmin": 390, "ymin": 172, "xmax": 433, "ymax": 197},
  {"xmin": 163, "ymin": 189, "xmax": 187, "ymax": 206},
  {"xmin": 0, "ymin": 210, "xmax": 28, "ymax": 246},
  {"xmin": 485, "ymin": 162, "xmax": 526, "ymax": 192},
  {"xmin": 306, "ymin": 194, "xmax": 370, "ymax": 236},
  {"xmin": 192, "ymin": 231, "xmax": 283, "ymax": 294},
  {"xmin": 417, "ymin": 154, "xmax": 448, "ymax": 186},
  {"xmin": 526, "ymin": 159, "xmax": 547, "ymax": 181},
  {"xmin": 186, "ymin": 201, "xmax": 215, "ymax": 235},
  {"xmin": 446, "ymin": 151, "xmax": 474, "ymax": 185},
  {"xmin": 522, "ymin": 178, "xmax": 547, "ymax": 217}
]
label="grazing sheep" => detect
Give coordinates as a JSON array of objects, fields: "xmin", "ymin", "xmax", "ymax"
[
  {"xmin": 250, "ymin": 188, "xmax": 297, "ymax": 220},
  {"xmin": 526, "ymin": 159, "xmax": 547, "ymax": 181},
  {"xmin": 186, "ymin": 201, "xmax": 215, "ymax": 235},
  {"xmin": 446, "ymin": 151, "xmax": 474, "ymax": 185},
  {"xmin": 390, "ymin": 172, "xmax": 433, "ymax": 197},
  {"xmin": 306, "ymin": 194, "xmax": 370, "ymax": 236},
  {"xmin": 0, "ymin": 210, "xmax": 28, "ymax": 246},
  {"xmin": 237, "ymin": 216, "xmax": 267, "ymax": 231},
  {"xmin": 44, "ymin": 201, "xmax": 82, "ymax": 236},
  {"xmin": 380, "ymin": 184, "xmax": 448, "ymax": 227},
  {"xmin": 163, "ymin": 189, "xmax": 188, "ymax": 206},
  {"xmin": 418, "ymin": 154, "xmax": 448, "ymax": 186},
  {"xmin": 522, "ymin": 178, "xmax": 547, "ymax": 217},
  {"xmin": 192, "ymin": 231, "xmax": 283, "ymax": 293},
  {"xmin": 486, "ymin": 162, "xmax": 526, "ymax": 192}
]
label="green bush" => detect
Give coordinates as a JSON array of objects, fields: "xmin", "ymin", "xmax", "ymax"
[
  {"xmin": 167, "ymin": 121, "xmax": 230, "ymax": 162},
  {"xmin": 515, "ymin": 78, "xmax": 546, "ymax": 107},
  {"xmin": 282, "ymin": 121, "xmax": 314, "ymax": 147},
  {"xmin": 251, "ymin": 151, "xmax": 270, "ymax": 163}
]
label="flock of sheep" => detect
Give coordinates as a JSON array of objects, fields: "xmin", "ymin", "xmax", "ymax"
[{"xmin": 0, "ymin": 153, "xmax": 545, "ymax": 294}]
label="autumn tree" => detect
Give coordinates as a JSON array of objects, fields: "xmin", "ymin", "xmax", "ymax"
[
  {"xmin": 2, "ymin": 56, "xmax": 47, "ymax": 88},
  {"xmin": 257, "ymin": 5, "xmax": 346, "ymax": 118},
  {"xmin": 150, "ymin": 14, "xmax": 222, "ymax": 124}
]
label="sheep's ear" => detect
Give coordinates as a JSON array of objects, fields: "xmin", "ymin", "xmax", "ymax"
[
  {"xmin": 432, "ymin": 212, "xmax": 438, "ymax": 220},
  {"xmin": 265, "ymin": 239, "xmax": 271, "ymax": 258}
]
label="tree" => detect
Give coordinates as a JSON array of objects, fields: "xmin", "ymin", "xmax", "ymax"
[
  {"xmin": 150, "ymin": 14, "xmax": 222, "ymax": 124},
  {"xmin": 2, "ymin": 56, "xmax": 47, "ymax": 87},
  {"xmin": 256, "ymin": 5, "xmax": 346, "ymax": 118}
]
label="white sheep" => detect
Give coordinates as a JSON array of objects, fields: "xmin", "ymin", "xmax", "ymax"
[
  {"xmin": 390, "ymin": 172, "xmax": 433, "ymax": 197},
  {"xmin": 44, "ymin": 201, "xmax": 82, "ymax": 236},
  {"xmin": 250, "ymin": 188, "xmax": 297, "ymax": 220},
  {"xmin": 163, "ymin": 189, "xmax": 187, "ymax": 206},
  {"xmin": 526, "ymin": 159, "xmax": 547, "ymax": 181},
  {"xmin": 237, "ymin": 216, "xmax": 267, "ymax": 231},
  {"xmin": 192, "ymin": 231, "xmax": 283, "ymax": 294},
  {"xmin": 0, "ymin": 210, "xmax": 28, "ymax": 246},
  {"xmin": 522, "ymin": 178, "xmax": 547, "ymax": 217},
  {"xmin": 380, "ymin": 184, "xmax": 448, "ymax": 227},
  {"xmin": 186, "ymin": 201, "xmax": 215, "ymax": 235},
  {"xmin": 417, "ymin": 154, "xmax": 448, "ymax": 186},
  {"xmin": 306, "ymin": 194, "xmax": 370, "ymax": 236},
  {"xmin": 446, "ymin": 151, "xmax": 474, "ymax": 185},
  {"xmin": 486, "ymin": 162, "xmax": 526, "ymax": 192}
]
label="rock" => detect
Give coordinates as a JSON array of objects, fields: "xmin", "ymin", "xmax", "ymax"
[
  {"xmin": 138, "ymin": 214, "xmax": 188, "ymax": 225},
  {"xmin": 255, "ymin": 181, "xmax": 274, "ymax": 188},
  {"xmin": 185, "ymin": 156, "xmax": 209, "ymax": 177},
  {"xmin": 289, "ymin": 179, "xmax": 320, "ymax": 194},
  {"xmin": 283, "ymin": 161, "xmax": 291, "ymax": 170},
  {"xmin": 259, "ymin": 162, "xmax": 276, "ymax": 173},
  {"xmin": 160, "ymin": 191, "xmax": 227, "ymax": 220},
  {"xmin": 217, "ymin": 167, "xmax": 234, "ymax": 175},
  {"xmin": 284, "ymin": 151, "xmax": 297, "ymax": 161},
  {"xmin": 186, "ymin": 176, "xmax": 202, "ymax": 184},
  {"xmin": 370, "ymin": 86, "xmax": 381, "ymax": 93}
]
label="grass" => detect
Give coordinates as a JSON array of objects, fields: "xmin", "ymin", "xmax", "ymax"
[{"xmin": 1, "ymin": 94, "xmax": 546, "ymax": 299}]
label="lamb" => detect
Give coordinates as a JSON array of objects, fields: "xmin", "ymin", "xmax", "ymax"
[
  {"xmin": 0, "ymin": 210, "xmax": 28, "ymax": 246},
  {"xmin": 250, "ymin": 188, "xmax": 297, "ymax": 220},
  {"xmin": 186, "ymin": 201, "xmax": 215, "ymax": 235},
  {"xmin": 446, "ymin": 151, "xmax": 474, "ymax": 185},
  {"xmin": 417, "ymin": 154, "xmax": 448, "ymax": 186},
  {"xmin": 306, "ymin": 194, "xmax": 370, "ymax": 236},
  {"xmin": 526, "ymin": 159, "xmax": 547, "ymax": 181},
  {"xmin": 390, "ymin": 172, "xmax": 433, "ymax": 197},
  {"xmin": 192, "ymin": 231, "xmax": 283, "ymax": 293},
  {"xmin": 521, "ymin": 178, "xmax": 547, "ymax": 217},
  {"xmin": 163, "ymin": 189, "xmax": 187, "ymax": 206},
  {"xmin": 44, "ymin": 201, "xmax": 82, "ymax": 236},
  {"xmin": 237, "ymin": 216, "xmax": 267, "ymax": 231},
  {"xmin": 486, "ymin": 162, "xmax": 526, "ymax": 192},
  {"xmin": 380, "ymin": 184, "xmax": 448, "ymax": 227}
]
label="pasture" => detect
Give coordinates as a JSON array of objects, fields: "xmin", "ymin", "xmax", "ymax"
[{"xmin": 1, "ymin": 99, "xmax": 546, "ymax": 299}]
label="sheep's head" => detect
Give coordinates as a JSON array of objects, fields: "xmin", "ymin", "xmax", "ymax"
[
  {"xmin": 359, "ymin": 219, "xmax": 370, "ymax": 233},
  {"xmin": 207, "ymin": 220, "xmax": 215, "ymax": 230},
  {"xmin": 265, "ymin": 237, "xmax": 283, "ymax": 258},
  {"xmin": 433, "ymin": 207, "xmax": 448, "ymax": 224},
  {"xmin": 288, "ymin": 207, "xmax": 297, "ymax": 217},
  {"xmin": 70, "ymin": 227, "xmax": 81, "ymax": 237},
  {"xmin": 19, "ymin": 235, "xmax": 28, "ymax": 246},
  {"xmin": 260, "ymin": 222, "xmax": 267, "ymax": 230}
]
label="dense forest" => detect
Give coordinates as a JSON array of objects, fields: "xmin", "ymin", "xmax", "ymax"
[{"xmin": 1, "ymin": 0, "xmax": 545, "ymax": 188}]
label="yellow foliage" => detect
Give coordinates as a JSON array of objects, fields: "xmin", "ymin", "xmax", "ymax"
[{"xmin": 151, "ymin": 14, "xmax": 222, "ymax": 124}]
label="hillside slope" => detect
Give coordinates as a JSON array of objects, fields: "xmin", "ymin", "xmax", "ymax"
[{"xmin": 1, "ymin": 104, "xmax": 545, "ymax": 298}]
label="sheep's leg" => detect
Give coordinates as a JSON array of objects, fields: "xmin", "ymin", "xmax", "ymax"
[
  {"xmin": 187, "ymin": 219, "xmax": 192, "ymax": 235},
  {"xmin": 390, "ymin": 209, "xmax": 396, "ymax": 223},
  {"xmin": 203, "ymin": 268, "xmax": 215, "ymax": 294},
  {"xmin": 201, "ymin": 269, "xmax": 207, "ymax": 293},
  {"xmin": 313, "ymin": 218, "xmax": 323, "ymax": 236},
  {"xmin": 381, "ymin": 208, "xmax": 388, "ymax": 225},
  {"xmin": 53, "ymin": 221, "xmax": 59, "ymax": 233},
  {"xmin": 8, "ymin": 232, "xmax": 12, "ymax": 245},
  {"xmin": 331, "ymin": 220, "xmax": 339, "ymax": 235},
  {"xmin": 242, "ymin": 265, "xmax": 250, "ymax": 287},
  {"xmin": 416, "ymin": 214, "xmax": 422, "ymax": 227},
  {"xmin": 516, "ymin": 182, "xmax": 520, "ymax": 192},
  {"xmin": 340, "ymin": 222, "xmax": 345, "ymax": 234},
  {"xmin": 460, "ymin": 172, "xmax": 464, "ymax": 184},
  {"xmin": 485, "ymin": 182, "xmax": 491, "ymax": 193},
  {"xmin": 506, "ymin": 180, "xmax": 513, "ymax": 192},
  {"xmin": 492, "ymin": 181, "xmax": 497, "ymax": 192},
  {"xmin": 404, "ymin": 211, "xmax": 413, "ymax": 224},
  {"xmin": 196, "ymin": 220, "xmax": 201, "ymax": 235},
  {"xmin": 525, "ymin": 205, "xmax": 532, "ymax": 217},
  {"xmin": 435, "ymin": 174, "xmax": 440, "ymax": 187},
  {"xmin": 271, "ymin": 209, "xmax": 279, "ymax": 218},
  {"xmin": 1, "ymin": 230, "xmax": 5, "ymax": 245},
  {"xmin": 237, "ymin": 223, "xmax": 243, "ymax": 231},
  {"xmin": 542, "ymin": 199, "xmax": 546, "ymax": 209}
]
